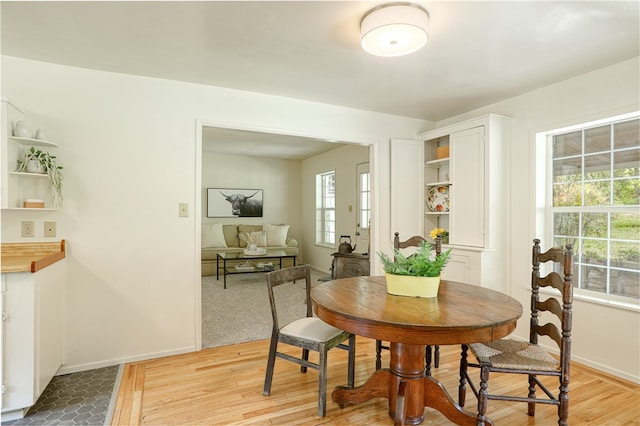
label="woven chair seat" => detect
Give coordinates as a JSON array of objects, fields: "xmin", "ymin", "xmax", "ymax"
[{"xmin": 469, "ymin": 339, "xmax": 559, "ymax": 372}]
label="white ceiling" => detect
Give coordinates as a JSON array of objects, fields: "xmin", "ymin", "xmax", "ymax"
[
  {"xmin": 2, "ymin": 1, "xmax": 638, "ymax": 158},
  {"xmin": 201, "ymin": 126, "xmax": 349, "ymax": 159}
]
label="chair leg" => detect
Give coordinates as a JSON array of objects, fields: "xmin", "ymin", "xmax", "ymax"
[
  {"xmin": 527, "ymin": 374, "xmax": 536, "ymax": 416},
  {"xmin": 263, "ymin": 335, "xmax": 278, "ymax": 396},
  {"xmin": 347, "ymin": 335, "xmax": 356, "ymax": 388},
  {"xmin": 477, "ymin": 366, "xmax": 490, "ymax": 425},
  {"xmin": 434, "ymin": 345, "xmax": 440, "ymax": 368},
  {"xmin": 318, "ymin": 348, "xmax": 328, "ymax": 417},
  {"xmin": 425, "ymin": 345, "xmax": 433, "ymax": 376},
  {"xmin": 458, "ymin": 344, "xmax": 468, "ymax": 407},
  {"xmin": 301, "ymin": 349, "xmax": 309, "ymax": 373},
  {"xmin": 559, "ymin": 376, "xmax": 570, "ymax": 426},
  {"xmin": 375, "ymin": 340, "xmax": 383, "ymax": 370}
]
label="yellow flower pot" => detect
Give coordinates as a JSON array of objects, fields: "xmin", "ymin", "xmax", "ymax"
[{"xmin": 385, "ymin": 273, "xmax": 441, "ymax": 298}]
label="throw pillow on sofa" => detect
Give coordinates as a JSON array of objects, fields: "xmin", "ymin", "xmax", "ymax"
[
  {"xmin": 253, "ymin": 231, "xmax": 268, "ymax": 247},
  {"xmin": 265, "ymin": 224, "xmax": 290, "ymax": 247},
  {"xmin": 222, "ymin": 225, "xmax": 239, "ymax": 247},
  {"xmin": 202, "ymin": 223, "xmax": 227, "ymax": 248}
]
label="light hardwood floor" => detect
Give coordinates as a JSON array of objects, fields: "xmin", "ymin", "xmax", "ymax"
[{"xmin": 111, "ymin": 337, "xmax": 639, "ymax": 425}]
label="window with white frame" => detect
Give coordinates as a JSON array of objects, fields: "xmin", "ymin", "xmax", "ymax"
[
  {"xmin": 316, "ymin": 171, "xmax": 336, "ymax": 246},
  {"xmin": 543, "ymin": 113, "xmax": 639, "ymax": 303},
  {"xmin": 357, "ymin": 164, "xmax": 371, "ymax": 231}
]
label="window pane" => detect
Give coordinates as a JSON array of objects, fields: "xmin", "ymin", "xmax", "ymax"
[
  {"xmin": 360, "ymin": 173, "xmax": 369, "ymax": 191},
  {"xmin": 611, "ymin": 269, "xmax": 640, "ymax": 299},
  {"xmin": 554, "ymin": 212, "xmax": 579, "ymax": 238},
  {"xmin": 614, "ymin": 119, "xmax": 639, "ymax": 149},
  {"xmin": 611, "ymin": 212, "xmax": 640, "ymax": 240},
  {"xmin": 583, "ymin": 213, "xmax": 607, "ymax": 238},
  {"xmin": 584, "ymin": 180, "xmax": 610, "ymax": 206},
  {"xmin": 360, "ymin": 211, "xmax": 370, "ymax": 228},
  {"xmin": 611, "ymin": 241, "xmax": 640, "ymax": 267},
  {"xmin": 553, "ymin": 182, "xmax": 582, "ymax": 206},
  {"xmin": 584, "ymin": 153, "xmax": 610, "ymax": 179},
  {"xmin": 553, "ymin": 131, "xmax": 581, "ymax": 157},
  {"xmin": 610, "ymin": 270, "xmax": 639, "ymax": 299},
  {"xmin": 613, "ymin": 178, "xmax": 640, "ymax": 205},
  {"xmin": 613, "ymin": 148, "xmax": 639, "ymax": 178},
  {"xmin": 553, "ymin": 157, "xmax": 582, "ymax": 182},
  {"xmin": 582, "ymin": 265, "xmax": 607, "ymax": 293},
  {"xmin": 582, "ymin": 238, "xmax": 607, "ymax": 265},
  {"xmin": 585, "ymin": 125, "xmax": 610, "ymax": 154}
]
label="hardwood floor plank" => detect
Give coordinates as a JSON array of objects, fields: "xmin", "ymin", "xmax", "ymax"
[{"xmin": 111, "ymin": 337, "xmax": 640, "ymax": 425}]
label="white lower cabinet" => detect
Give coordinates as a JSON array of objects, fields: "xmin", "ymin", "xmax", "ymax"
[
  {"xmin": 444, "ymin": 247, "xmax": 502, "ymax": 291},
  {"xmin": 1, "ymin": 263, "xmax": 63, "ymax": 420}
]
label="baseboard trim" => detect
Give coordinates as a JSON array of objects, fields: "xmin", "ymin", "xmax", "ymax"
[{"xmin": 56, "ymin": 345, "xmax": 196, "ymax": 375}]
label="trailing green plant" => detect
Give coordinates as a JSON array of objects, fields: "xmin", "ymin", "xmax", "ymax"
[
  {"xmin": 378, "ymin": 241, "xmax": 451, "ymax": 277},
  {"xmin": 16, "ymin": 146, "xmax": 63, "ymax": 207}
]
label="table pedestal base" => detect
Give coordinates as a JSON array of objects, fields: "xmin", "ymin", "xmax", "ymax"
[{"xmin": 332, "ymin": 343, "xmax": 492, "ymax": 425}]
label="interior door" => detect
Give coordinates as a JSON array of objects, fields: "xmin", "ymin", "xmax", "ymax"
[{"xmin": 355, "ymin": 162, "xmax": 370, "ymax": 254}]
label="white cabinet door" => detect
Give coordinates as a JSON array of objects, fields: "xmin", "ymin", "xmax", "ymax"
[
  {"xmin": 450, "ymin": 126, "xmax": 485, "ymax": 247},
  {"xmin": 390, "ymin": 139, "xmax": 424, "ymax": 240}
]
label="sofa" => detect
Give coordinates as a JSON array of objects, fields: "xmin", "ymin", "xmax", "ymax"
[{"xmin": 201, "ymin": 223, "xmax": 298, "ymax": 276}]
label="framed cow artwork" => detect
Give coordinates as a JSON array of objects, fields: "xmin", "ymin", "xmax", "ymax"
[{"xmin": 207, "ymin": 188, "xmax": 264, "ymax": 218}]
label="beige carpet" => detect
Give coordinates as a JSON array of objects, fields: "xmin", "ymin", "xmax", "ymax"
[{"xmin": 201, "ymin": 268, "xmax": 328, "ymax": 348}]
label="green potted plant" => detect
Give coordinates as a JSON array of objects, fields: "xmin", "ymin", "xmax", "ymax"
[
  {"xmin": 378, "ymin": 241, "xmax": 451, "ymax": 298},
  {"xmin": 16, "ymin": 146, "xmax": 64, "ymax": 207}
]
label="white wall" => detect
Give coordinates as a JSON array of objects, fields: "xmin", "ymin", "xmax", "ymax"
[
  {"xmin": 300, "ymin": 144, "xmax": 370, "ymax": 272},
  {"xmin": 0, "ymin": 56, "xmax": 429, "ymax": 372},
  {"xmin": 201, "ymin": 151, "xmax": 303, "ymax": 246},
  {"xmin": 436, "ymin": 57, "xmax": 640, "ymax": 382}
]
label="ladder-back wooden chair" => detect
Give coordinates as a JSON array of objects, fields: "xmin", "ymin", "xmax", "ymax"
[
  {"xmin": 458, "ymin": 239, "xmax": 574, "ymax": 425},
  {"xmin": 262, "ymin": 264, "xmax": 356, "ymax": 417},
  {"xmin": 375, "ymin": 232, "xmax": 441, "ymax": 374}
]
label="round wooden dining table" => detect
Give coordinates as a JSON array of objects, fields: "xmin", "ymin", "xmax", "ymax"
[{"xmin": 311, "ymin": 275, "xmax": 523, "ymax": 426}]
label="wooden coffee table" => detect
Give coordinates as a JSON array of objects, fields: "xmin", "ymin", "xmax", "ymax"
[
  {"xmin": 311, "ymin": 276, "xmax": 522, "ymax": 425},
  {"xmin": 216, "ymin": 250, "xmax": 297, "ymax": 289}
]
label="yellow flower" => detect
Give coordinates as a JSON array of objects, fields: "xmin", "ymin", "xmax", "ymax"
[{"xmin": 430, "ymin": 228, "xmax": 446, "ymax": 239}]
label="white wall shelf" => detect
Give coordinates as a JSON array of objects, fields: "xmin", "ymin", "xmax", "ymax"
[
  {"xmin": 2, "ymin": 100, "xmax": 62, "ymax": 210},
  {"xmin": 9, "ymin": 136, "xmax": 58, "ymax": 148},
  {"xmin": 425, "ymin": 158, "xmax": 449, "ymax": 167},
  {"xmin": 9, "ymin": 171, "xmax": 48, "ymax": 178}
]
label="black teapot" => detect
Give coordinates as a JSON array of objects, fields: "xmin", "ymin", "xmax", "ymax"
[{"xmin": 338, "ymin": 235, "xmax": 356, "ymax": 254}]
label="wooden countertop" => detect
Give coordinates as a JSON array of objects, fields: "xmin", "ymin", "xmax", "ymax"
[{"xmin": 1, "ymin": 240, "xmax": 66, "ymax": 273}]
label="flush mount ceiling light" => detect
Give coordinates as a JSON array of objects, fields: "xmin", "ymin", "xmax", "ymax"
[{"xmin": 360, "ymin": 2, "xmax": 429, "ymax": 57}]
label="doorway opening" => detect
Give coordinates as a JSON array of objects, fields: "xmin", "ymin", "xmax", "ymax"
[{"xmin": 195, "ymin": 122, "xmax": 375, "ymax": 349}]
